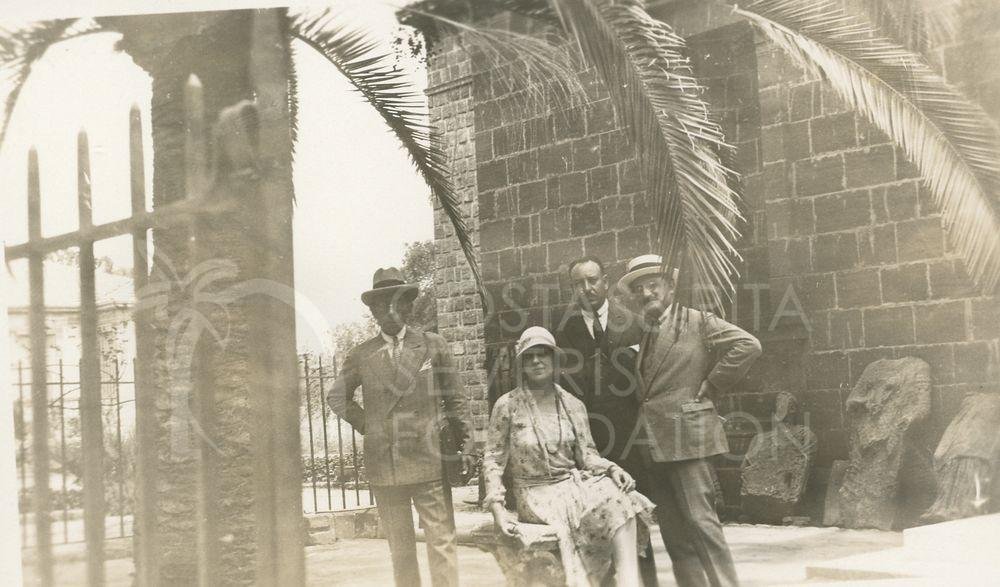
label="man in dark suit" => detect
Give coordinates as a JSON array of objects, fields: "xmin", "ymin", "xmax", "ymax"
[
  {"xmin": 328, "ymin": 267, "xmax": 472, "ymax": 587},
  {"xmin": 554, "ymin": 255, "xmax": 658, "ymax": 586},
  {"xmin": 623, "ymin": 254, "xmax": 761, "ymax": 587}
]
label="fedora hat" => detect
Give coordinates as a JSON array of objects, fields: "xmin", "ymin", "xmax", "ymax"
[
  {"xmin": 619, "ymin": 254, "xmax": 679, "ymax": 291},
  {"xmin": 360, "ymin": 267, "xmax": 419, "ymax": 306}
]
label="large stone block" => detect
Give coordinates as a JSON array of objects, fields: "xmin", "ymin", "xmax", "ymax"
[
  {"xmin": 741, "ymin": 392, "xmax": 818, "ymax": 523},
  {"xmin": 844, "ymin": 145, "xmax": 895, "ymax": 188},
  {"xmin": 470, "ymin": 519, "xmax": 562, "ymax": 586},
  {"xmin": 331, "ymin": 507, "xmax": 383, "ymax": 539},
  {"xmin": 863, "ymin": 306, "xmax": 914, "ymax": 347},
  {"xmin": 795, "ymin": 154, "xmax": 844, "ymax": 196},
  {"xmin": 814, "ymin": 190, "xmax": 871, "ymax": 234},
  {"xmin": 913, "ymin": 301, "xmax": 966, "ymax": 345},
  {"xmin": 823, "ymin": 357, "xmax": 935, "ymax": 530}
]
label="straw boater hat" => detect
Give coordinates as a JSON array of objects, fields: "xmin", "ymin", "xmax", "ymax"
[
  {"xmin": 360, "ymin": 267, "xmax": 419, "ymax": 306},
  {"xmin": 619, "ymin": 254, "xmax": 680, "ymax": 291}
]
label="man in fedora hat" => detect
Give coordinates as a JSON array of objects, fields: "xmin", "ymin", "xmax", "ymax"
[
  {"xmin": 554, "ymin": 254, "xmax": 658, "ymax": 585},
  {"xmin": 621, "ymin": 254, "xmax": 761, "ymax": 587},
  {"xmin": 327, "ymin": 267, "xmax": 472, "ymax": 587}
]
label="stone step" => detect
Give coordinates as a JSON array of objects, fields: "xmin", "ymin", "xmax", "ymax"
[
  {"xmin": 805, "ymin": 515, "xmax": 1000, "ymax": 585},
  {"xmin": 902, "ymin": 512, "xmax": 1000, "ymax": 563}
]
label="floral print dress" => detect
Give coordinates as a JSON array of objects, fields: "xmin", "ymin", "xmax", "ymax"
[{"xmin": 483, "ymin": 385, "xmax": 656, "ymax": 586}]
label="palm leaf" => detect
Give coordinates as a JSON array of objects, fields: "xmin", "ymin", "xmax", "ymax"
[
  {"xmin": 287, "ymin": 43, "xmax": 299, "ymax": 159},
  {"xmin": 861, "ymin": 0, "xmax": 962, "ymax": 51},
  {"xmin": 401, "ymin": 7, "xmax": 588, "ymax": 113},
  {"xmin": 289, "ymin": 9, "xmax": 485, "ymax": 302},
  {"xmin": 549, "ymin": 0, "xmax": 743, "ymax": 313},
  {"xmin": 737, "ymin": 0, "xmax": 1000, "ymax": 292},
  {"xmin": 0, "ymin": 19, "xmax": 80, "ymax": 147}
]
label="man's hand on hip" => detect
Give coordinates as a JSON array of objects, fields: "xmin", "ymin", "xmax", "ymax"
[{"xmin": 696, "ymin": 379, "xmax": 718, "ymax": 403}]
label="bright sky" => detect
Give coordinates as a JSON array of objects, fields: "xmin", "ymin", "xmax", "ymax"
[{"xmin": 0, "ymin": 0, "xmax": 433, "ymax": 353}]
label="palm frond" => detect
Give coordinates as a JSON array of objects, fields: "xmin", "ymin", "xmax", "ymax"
[
  {"xmin": 549, "ymin": 0, "xmax": 743, "ymax": 313},
  {"xmin": 0, "ymin": 19, "xmax": 80, "ymax": 147},
  {"xmin": 860, "ymin": 0, "xmax": 961, "ymax": 52},
  {"xmin": 289, "ymin": 9, "xmax": 485, "ymax": 302},
  {"xmin": 287, "ymin": 43, "xmax": 299, "ymax": 160},
  {"xmin": 402, "ymin": 7, "xmax": 588, "ymax": 112},
  {"xmin": 737, "ymin": 0, "xmax": 1000, "ymax": 292}
]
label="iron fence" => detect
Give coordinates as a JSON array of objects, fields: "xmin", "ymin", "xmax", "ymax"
[
  {"xmin": 298, "ymin": 354, "xmax": 373, "ymax": 514},
  {"xmin": 12, "ymin": 352, "xmax": 371, "ymax": 548},
  {"xmin": 12, "ymin": 358, "xmax": 135, "ymax": 547}
]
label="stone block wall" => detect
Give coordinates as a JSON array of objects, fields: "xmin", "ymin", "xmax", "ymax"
[
  {"xmin": 426, "ymin": 34, "xmax": 491, "ymax": 442},
  {"xmin": 413, "ymin": 0, "xmax": 1000, "ymax": 516}
]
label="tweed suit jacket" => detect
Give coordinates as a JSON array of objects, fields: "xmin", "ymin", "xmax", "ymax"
[
  {"xmin": 636, "ymin": 308, "xmax": 761, "ymax": 462},
  {"xmin": 555, "ymin": 300, "xmax": 644, "ymax": 461},
  {"xmin": 327, "ymin": 327, "xmax": 470, "ymax": 487}
]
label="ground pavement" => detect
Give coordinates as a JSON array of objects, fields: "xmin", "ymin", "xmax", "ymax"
[
  {"xmin": 311, "ymin": 485, "xmax": 904, "ymax": 586},
  {"xmin": 23, "ymin": 485, "xmax": 906, "ymax": 585}
]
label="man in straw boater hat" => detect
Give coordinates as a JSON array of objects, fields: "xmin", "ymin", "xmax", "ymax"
[
  {"xmin": 327, "ymin": 267, "xmax": 472, "ymax": 587},
  {"xmin": 554, "ymin": 254, "xmax": 659, "ymax": 585},
  {"xmin": 620, "ymin": 254, "xmax": 762, "ymax": 587}
]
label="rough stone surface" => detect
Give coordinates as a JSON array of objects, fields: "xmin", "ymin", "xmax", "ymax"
[
  {"xmin": 922, "ymin": 394, "xmax": 1000, "ymax": 522},
  {"xmin": 824, "ymin": 357, "xmax": 934, "ymax": 530},
  {"xmin": 469, "ymin": 519, "xmax": 562, "ymax": 586},
  {"xmin": 331, "ymin": 507, "xmax": 383, "ymax": 540},
  {"xmin": 741, "ymin": 392, "xmax": 818, "ymax": 523}
]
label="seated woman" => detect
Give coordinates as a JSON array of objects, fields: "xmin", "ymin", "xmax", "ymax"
[{"xmin": 483, "ymin": 326, "xmax": 655, "ymax": 587}]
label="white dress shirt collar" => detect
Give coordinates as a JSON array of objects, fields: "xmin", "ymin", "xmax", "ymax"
[
  {"xmin": 581, "ymin": 299, "xmax": 609, "ymax": 337},
  {"xmin": 381, "ymin": 326, "xmax": 407, "ymax": 346}
]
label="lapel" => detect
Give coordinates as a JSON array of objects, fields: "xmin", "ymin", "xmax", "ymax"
[
  {"xmin": 384, "ymin": 328, "xmax": 430, "ymax": 414},
  {"xmin": 565, "ymin": 307, "xmax": 596, "ymax": 354},
  {"xmin": 638, "ymin": 308, "xmax": 680, "ymax": 396},
  {"xmin": 604, "ymin": 301, "xmax": 630, "ymax": 350}
]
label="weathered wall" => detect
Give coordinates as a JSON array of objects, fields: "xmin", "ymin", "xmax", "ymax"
[
  {"xmin": 412, "ymin": 0, "xmax": 1000, "ymax": 519},
  {"xmin": 426, "ymin": 33, "xmax": 492, "ymax": 441}
]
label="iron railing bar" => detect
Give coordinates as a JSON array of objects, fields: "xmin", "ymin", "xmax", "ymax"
[
  {"xmin": 59, "ymin": 360, "xmax": 68, "ymax": 544},
  {"xmin": 317, "ymin": 356, "xmax": 333, "ymax": 509},
  {"xmin": 131, "ymin": 101, "xmax": 158, "ymax": 587},
  {"xmin": 28, "ymin": 147, "xmax": 54, "ymax": 587},
  {"xmin": 115, "ymin": 358, "xmax": 126, "ymax": 538},
  {"xmin": 3, "ymin": 194, "xmax": 241, "ymax": 261},
  {"xmin": 336, "ymin": 415, "xmax": 346, "ymax": 510},
  {"xmin": 78, "ymin": 130, "xmax": 107, "ymax": 586},
  {"xmin": 17, "ymin": 362, "xmax": 27, "ymax": 547},
  {"xmin": 303, "ymin": 356, "xmax": 318, "ymax": 513},
  {"xmin": 351, "ymin": 428, "xmax": 361, "ymax": 506}
]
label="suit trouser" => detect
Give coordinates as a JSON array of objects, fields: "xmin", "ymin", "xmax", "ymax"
[
  {"xmin": 642, "ymin": 458, "xmax": 739, "ymax": 587},
  {"xmin": 373, "ymin": 480, "xmax": 458, "ymax": 587}
]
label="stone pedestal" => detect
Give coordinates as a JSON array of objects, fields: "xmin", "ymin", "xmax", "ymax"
[{"xmin": 469, "ymin": 519, "xmax": 563, "ymax": 586}]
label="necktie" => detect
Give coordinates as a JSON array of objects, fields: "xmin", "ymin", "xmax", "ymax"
[
  {"xmin": 392, "ymin": 336, "xmax": 402, "ymax": 363},
  {"xmin": 591, "ymin": 313, "xmax": 605, "ymax": 348},
  {"xmin": 642, "ymin": 321, "xmax": 660, "ymax": 371}
]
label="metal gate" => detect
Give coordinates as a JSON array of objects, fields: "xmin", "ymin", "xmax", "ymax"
[{"xmin": 4, "ymin": 9, "xmax": 304, "ymax": 586}]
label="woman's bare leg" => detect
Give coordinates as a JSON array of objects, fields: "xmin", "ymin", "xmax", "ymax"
[{"xmin": 611, "ymin": 516, "xmax": 640, "ymax": 587}]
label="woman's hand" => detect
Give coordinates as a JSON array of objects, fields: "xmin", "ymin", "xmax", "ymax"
[
  {"xmin": 609, "ymin": 466, "xmax": 635, "ymax": 493},
  {"xmin": 492, "ymin": 505, "xmax": 519, "ymax": 538}
]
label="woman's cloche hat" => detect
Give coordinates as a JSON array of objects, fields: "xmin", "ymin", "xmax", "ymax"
[{"xmin": 515, "ymin": 326, "xmax": 561, "ymax": 359}]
